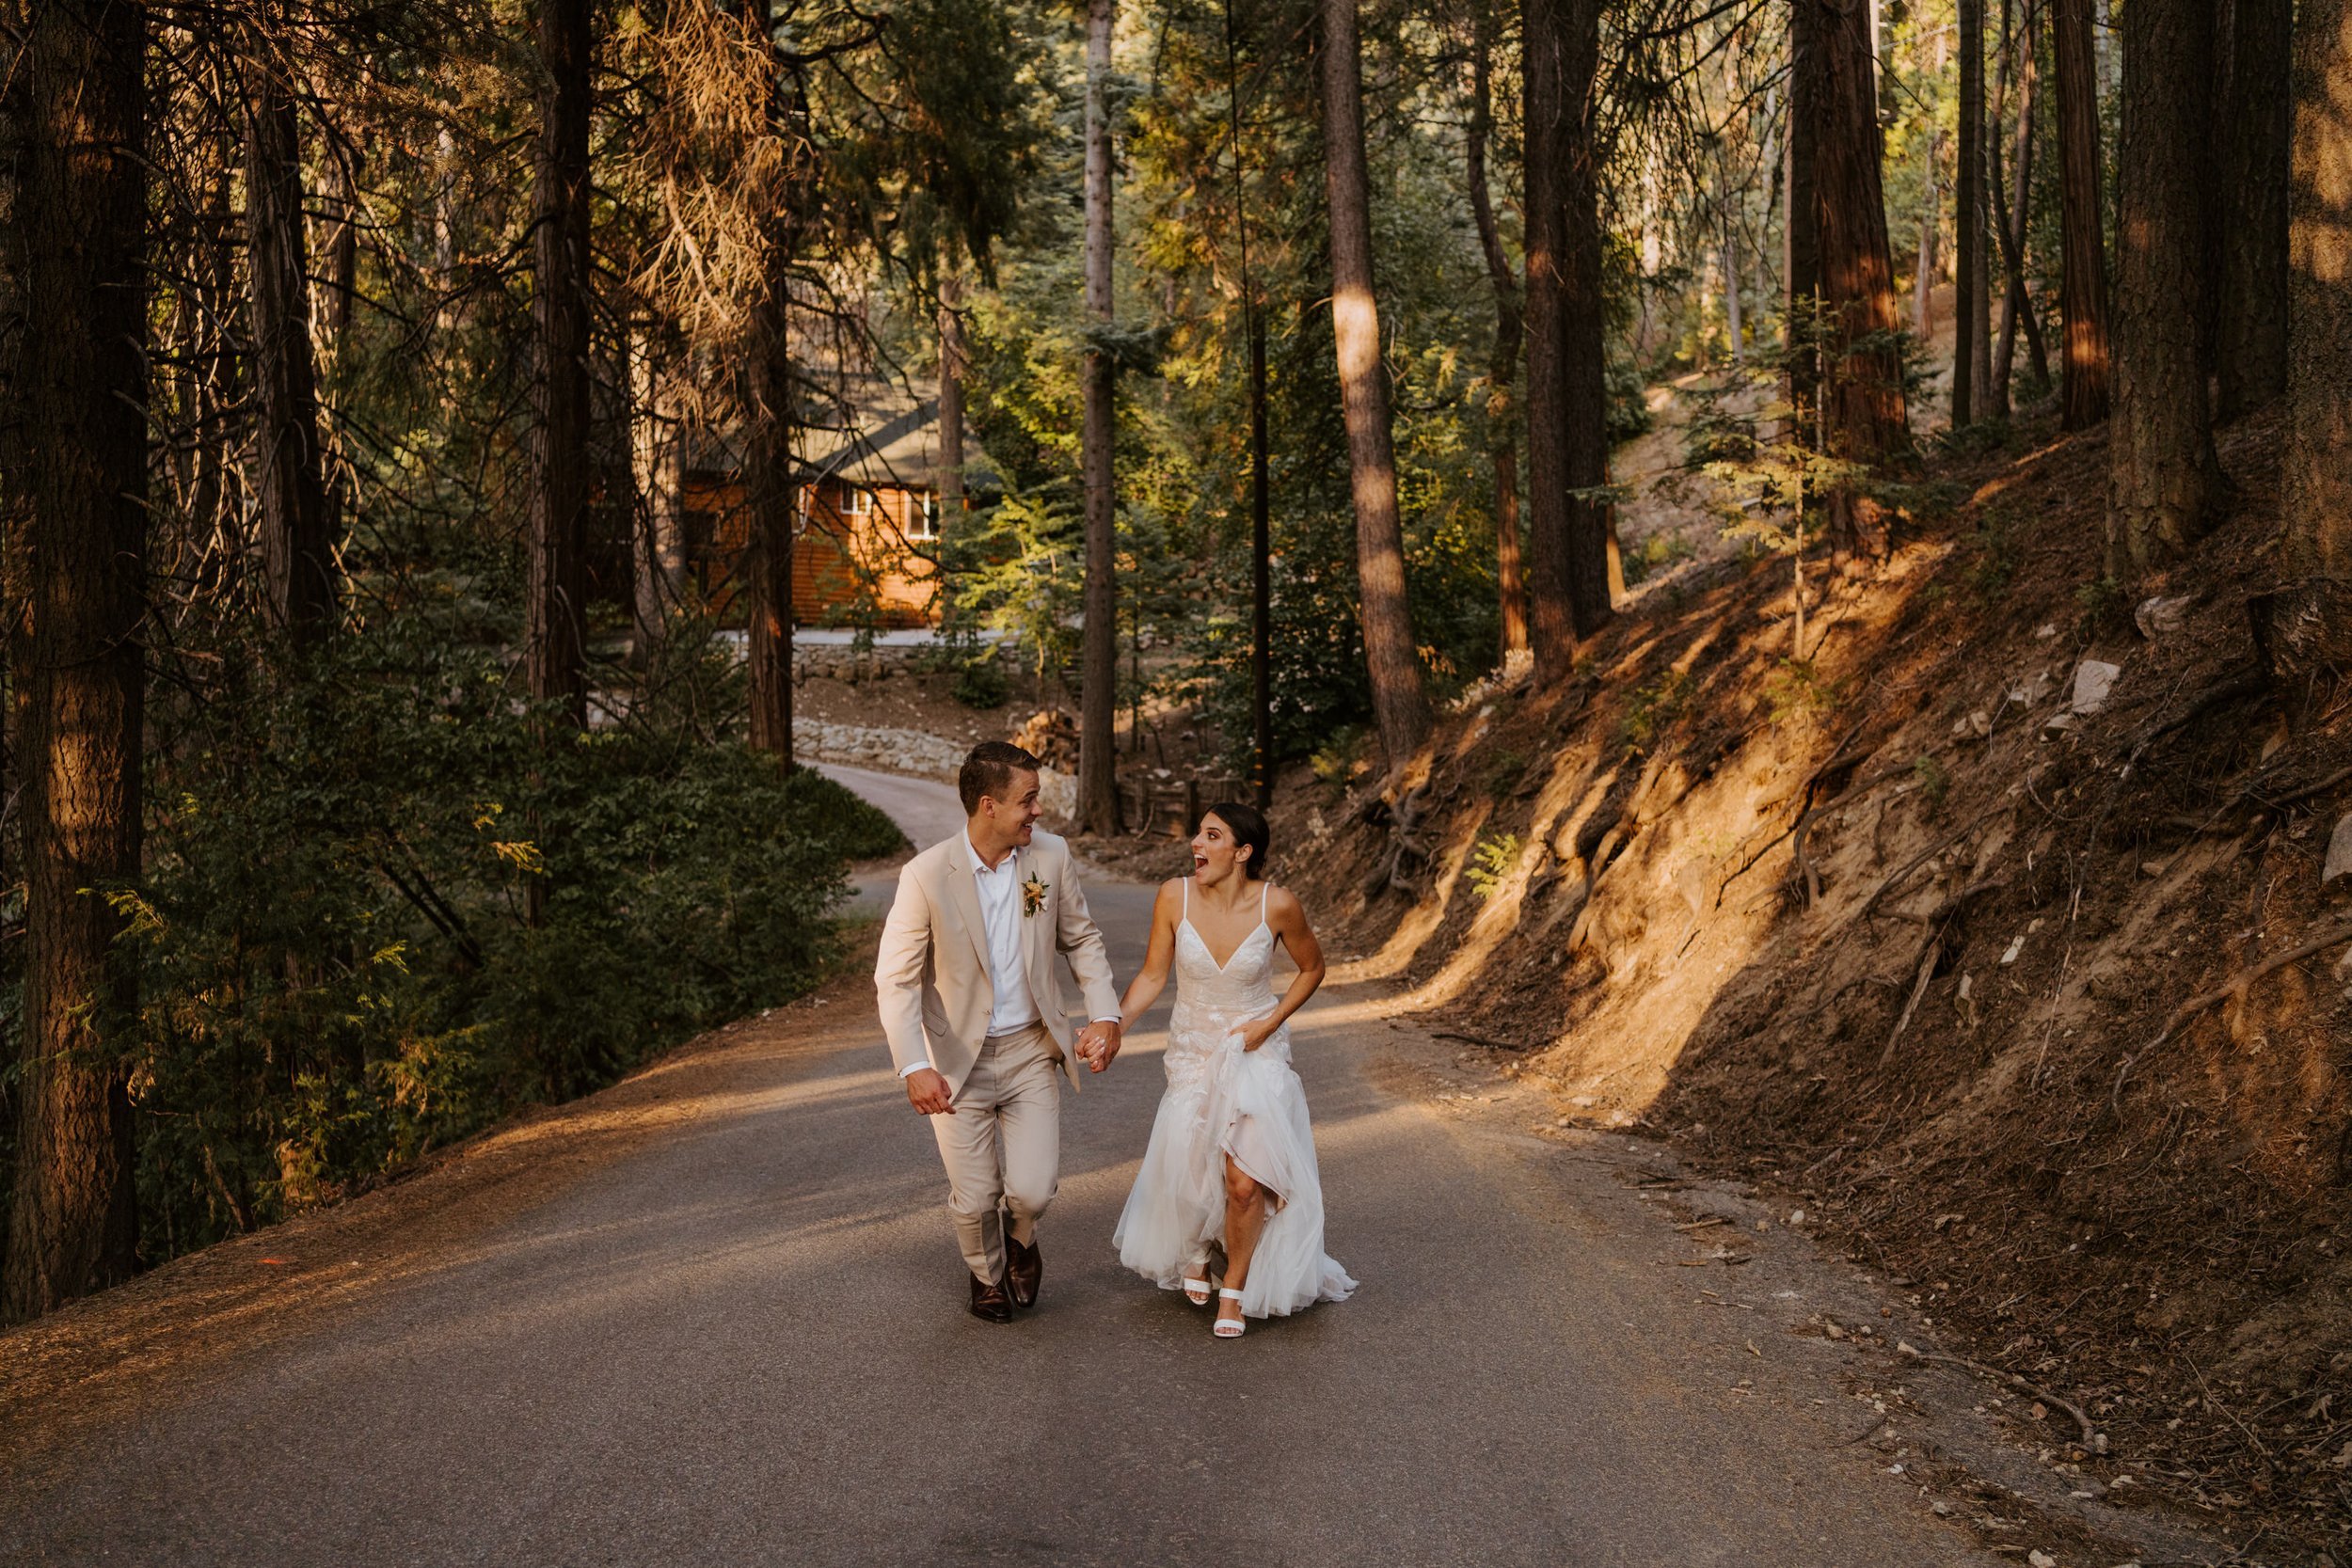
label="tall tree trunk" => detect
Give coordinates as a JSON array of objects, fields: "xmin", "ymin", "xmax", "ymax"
[
  {"xmin": 2109, "ymin": 0, "xmax": 2224, "ymax": 572},
  {"xmin": 2210, "ymin": 0, "xmax": 2292, "ymax": 419},
  {"xmin": 1078, "ymin": 0, "xmax": 1119, "ymax": 832},
  {"xmin": 1989, "ymin": 0, "xmax": 2047, "ymax": 406},
  {"xmin": 628, "ymin": 325, "xmax": 683, "ymax": 660},
  {"xmin": 1320, "ymin": 0, "xmax": 1431, "ymax": 758},
  {"xmin": 1787, "ymin": 0, "xmax": 1821, "ymax": 425},
  {"xmin": 1466, "ymin": 4, "xmax": 1529, "ymax": 660},
  {"xmin": 1524, "ymin": 0, "xmax": 1614, "ymax": 679},
  {"xmin": 936, "ymin": 274, "xmax": 967, "ymax": 531},
  {"xmin": 2053, "ymin": 0, "xmax": 2110, "ymax": 426},
  {"xmin": 1955, "ymin": 0, "xmax": 1988, "ymax": 423},
  {"xmin": 529, "ymin": 0, "xmax": 591, "ymax": 729},
  {"xmin": 1810, "ymin": 0, "xmax": 1911, "ymax": 473},
  {"xmin": 243, "ymin": 37, "xmax": 336, "ymax": 645},
  {"xmin": 3, "ymin": 0, "xmax": 147, "ymax": 1323},
  {"xmin": 745, "ymin": 8, "xmax": 802, "ymax": 767},
  {"xmin": 1222, "ymin": 0, "xmax": 1273, "ymax": 802},
  {"xmin": 1914, "ymin": 131, "xmax": 1941, "ymax": 341},
  {"xmin": 2282, "ymin": 0, "xmax": 2352, "ymax": 581}
]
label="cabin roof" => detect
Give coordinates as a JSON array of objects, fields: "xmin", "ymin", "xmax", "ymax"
[{"xmin": 688, "ymin": 373, "xmax": 1000, "ymax": 497}]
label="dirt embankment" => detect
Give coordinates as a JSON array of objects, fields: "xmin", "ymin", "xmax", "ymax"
[{"xmin": 1275, "ymin": 404, "xmax": 2350, "ymax": 1562}]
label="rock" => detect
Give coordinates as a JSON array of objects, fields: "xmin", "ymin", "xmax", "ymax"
[
  {"xmin": 2069, "ymin": 659, "xmax": 2122, "ymax": 714},
  {"xmin": 1034, "ymin": 765, "xmax": 1078, "ymax": 828},
  {"xmin": 2027, "ymin": 1552, "xmax": 2058, "ymax": 1568},
  {"xmin": 2033, "ymin": 623, "xmax": 2059, "ymax": 641},
  {"xmin": 2134, "ymin": 594, "xmax": 2191, "ymax": 641},
  {"xmin": 2323, "ymin": 813, "xmax": 2352, "ymax": 886}
]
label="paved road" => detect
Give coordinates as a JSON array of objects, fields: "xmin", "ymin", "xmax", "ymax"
[{"xmin": 0, "ymin": 771, "xmax": 2005, "ymax": 1566}]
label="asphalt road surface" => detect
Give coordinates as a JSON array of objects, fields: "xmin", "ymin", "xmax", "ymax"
[{"xmin": 0, "ymin": 768, "xmax": 2009, "ymax": 1567}]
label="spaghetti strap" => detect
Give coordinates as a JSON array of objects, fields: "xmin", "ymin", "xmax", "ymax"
[
  {"xmin": 1182, "ymin": 878, "xmax": 1190, "ymax": 917},
  {"xmin": 1259, "ymin": 882, "xmax": 1268, "ymax": 926}
]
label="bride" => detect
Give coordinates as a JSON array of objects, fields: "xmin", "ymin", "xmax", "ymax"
[{"xmin": 1111, "ymin": 802, "xmax": 1356, "ymax": 1338}]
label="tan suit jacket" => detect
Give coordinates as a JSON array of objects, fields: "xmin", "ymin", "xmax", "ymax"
[{"xmin": 874, "ymin": 829, "xmax": 1121, "ymax": 1097}]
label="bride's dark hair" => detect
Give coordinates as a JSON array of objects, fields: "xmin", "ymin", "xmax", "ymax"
[{"xmin": 1202, "ymin": 801, "xmax": 1270, "ymax": 879}]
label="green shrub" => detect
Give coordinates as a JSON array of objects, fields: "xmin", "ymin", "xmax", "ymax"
[
  {"xmin": 1618, "ymin": 670, "xmax": 1696, "ymax": 753},
  {"xmin": 113, "ymin": 625, "xmax": 901, "ymax": 1262},
  {"xmin": 1466, "ymin": 832, "xmax": 1520, "ymax": 900}
]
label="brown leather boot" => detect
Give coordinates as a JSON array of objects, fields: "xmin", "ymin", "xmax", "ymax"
[
  {"xmin": 968, "ymin": 1271, "xmax": 1013, "ymax": 1323},
  {"xmin": 1004, "ymin": 1233, "xmax": 1041, "ymax": 1309}
]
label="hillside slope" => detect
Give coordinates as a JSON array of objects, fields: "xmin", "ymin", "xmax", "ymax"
[{"xmin": 1284, "ymin": 404, "xmax": 2349, "ymax": 1561}]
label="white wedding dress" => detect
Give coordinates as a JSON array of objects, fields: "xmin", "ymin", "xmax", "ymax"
[{"xmin": 1113, "ymin": 881, "xmax": 1356, "ymax": 1318}]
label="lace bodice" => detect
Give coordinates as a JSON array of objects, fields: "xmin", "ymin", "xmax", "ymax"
[{"xmin": 1167, "ymin": 881, "xmax": 1288, "ymax": 1080}]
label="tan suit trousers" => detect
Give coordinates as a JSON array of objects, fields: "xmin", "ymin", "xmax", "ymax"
[{"xmin": 930, "ymin": 1022, "xmax": 1062, "ymax": 1284}]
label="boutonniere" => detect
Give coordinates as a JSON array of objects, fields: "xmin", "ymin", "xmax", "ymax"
[{"xmin": 1021, "ymin": 874, "xmax": 1049, "ymax": 918}]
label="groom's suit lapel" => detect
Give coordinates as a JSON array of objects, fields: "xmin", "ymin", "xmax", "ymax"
[{"xmin": 942, "ymin": 840, "xmax": 992, "ymax": 980}]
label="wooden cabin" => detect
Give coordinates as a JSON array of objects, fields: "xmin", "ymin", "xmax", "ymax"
[{"xmin": 673, "ymin": 377, "xmax": 989, "ymax": 630}]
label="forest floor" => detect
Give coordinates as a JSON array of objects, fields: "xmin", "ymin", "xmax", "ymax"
[{"xmin": 1260, "ymin": 398, "xmax": 2350, "ymax": 1564}]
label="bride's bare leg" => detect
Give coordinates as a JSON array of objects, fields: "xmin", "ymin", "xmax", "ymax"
[{"xmin": 1217, "ymin": 1154, "xmax": 1271, "ymax": 1329}]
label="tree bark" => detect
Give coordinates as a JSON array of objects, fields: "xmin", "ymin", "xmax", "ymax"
[
  {"xmin": 1955, "ymin": 0, "xmax": 1989, "ymax": 423},
  {"xmin": 1523, "ymin": 0, "xmax": 1613, "ymax": 680},
  {"xmin": 2109, "ymin": 0, "xmax": 2224, "ymax": 572},
  {"xmin": 1915, "ymin": 131, "xmax": 1940, "ymax": 341},
  {"xmin": 1079, "ymin": 0, "xmax": 1119, "ymax": 833},
  {"xmin": 628, "ymin": 325, "xmax": 684, "ymax": 660},
  {"xmin": 1320, "ymin": 0, "xmax": 1431, "ymax": 759},
  {"xmin": 1787, "ymin": 0, "xmax": 1820, "ymax": 397},
  {"xmin": 529, "ymin": 0, "xmax": 591, "ymax": 729},
  {"xmin": 2283, "ymin": 0, "xmax": 2352, "ymax": 580},
  {"xmin": 2053, "ymin": 0, "xmax": 2110, "ymax": 427},
  {"xmin": 1808, "ymin": 0, "xmax": 1911, "ymax": 480},
  {"xmin": 3, "ymin": 0, "xmax": 147, "ymax": 1323},
  {"xmin": 242, "ymin": 33, "xmax": 336, "ymax": 645},
  {"xmin": 1466, "ymin": 4, "xmax": 1529, "ymax": 660},
  {"xmin": 745, "ymin": 6, "xmax": 802, "ymax": 767},
  {"xmin": 2210, "ymin": 0, "xmax": 2293, "ymax": 419},
  {"xmin": 1988, "ymin": 0, "xmax": 2048, "ymax": 407},
  {"xmin": 936, "ymin": 275, "xmax": 967, "ymax": 531}
]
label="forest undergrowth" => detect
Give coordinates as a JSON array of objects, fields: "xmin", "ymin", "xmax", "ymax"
[{"xmin": 1280, "ymin": 403, "xmax": 2350, "ymax": 1562}]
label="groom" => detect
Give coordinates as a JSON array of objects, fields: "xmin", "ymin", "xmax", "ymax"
[{"xmin": 875, "ymin": 741, "xmax": 1124, "ymax": 1323}]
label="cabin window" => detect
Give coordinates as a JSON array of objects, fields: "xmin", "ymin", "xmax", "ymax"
[
  {"xmin": 907, "ymin": 491, "xmax": 939, "ymax": 541},
  {"xmin": 842, "ymin": 483, "xmax": 873, "ymax": 518}
]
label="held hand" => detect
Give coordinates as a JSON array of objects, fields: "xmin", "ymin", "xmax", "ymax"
[
  {"xmin": 1234, "ymin": 1014, "xmax": 1279, "ymax": 1053},
  {"xmin": 1078, "ymin": 1020, "xmax": 1123, "ymax": 1071},
  {"xmin": 904, "ymin": 1067, "xmax": 954, "ymax": 1116}
]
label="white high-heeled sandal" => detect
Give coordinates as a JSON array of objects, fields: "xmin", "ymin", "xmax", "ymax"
[
  {"xmin": 1182, "ymin": 1270, "xmax": 1213, "ymax": 1307},
  {"xmin": 1214, "ymin": 1287, "xmax": 1247, "ymax": 1338}
]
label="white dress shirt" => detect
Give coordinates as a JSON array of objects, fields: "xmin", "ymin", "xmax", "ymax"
[
  {"xmin": 968, "ymin": 834, "xmax": 1043, "ymax": 1037},
  {"xmin": 899, "ymin": 833, "xmax": 1118, "ymax": 1078}
]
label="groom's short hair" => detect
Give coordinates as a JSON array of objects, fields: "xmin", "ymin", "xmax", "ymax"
[{"xmin": 961, "ymin": 741, "xmax": 1041, "ymax": 816}]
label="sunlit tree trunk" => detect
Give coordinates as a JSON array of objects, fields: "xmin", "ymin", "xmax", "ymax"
[
  {"xmin": 1466, "ymin": 5, "xmax": 1529, "ymax": 660},
  {"xmin": 529, "ymin": 0, "xmax": 591, "ymax": 729},
  {"xmin": 243, "ymin": 34, "xmax": 335, "ymax": 645},
  {"xmin": 2211, "ymin": 0, "xmax": 2292, "ymax": 419},
  {"xmin": 628, "ymin": 325, "xmax": 684, "ymax": 661},
  {"xmin": 1786, "ymin": 0, "xmax": 1820, "ymax": 422},
  {"xmin": 2054, "ymin": 0, "xmax": 2111, "ymax": 427},
  {"xmin": 2283, "ymin": 0, "xmax": 2352, "ymax": 581},
  {"xmin": 2109, "ymin": 0, "xmax": 2224, "ymax": 572},
  {"xmin": 1079, "ymin": 0, "xmax": 1119, "ymax": 832},
  {"xmin": 3, "ymin": 0, "xmax": 147, "ymax": 1323},
  {"xmin": 1321, "ymin": 0, "xmax": 1430, "ymax": 759}
]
